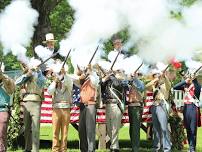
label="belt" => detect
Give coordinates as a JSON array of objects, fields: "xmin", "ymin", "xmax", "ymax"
[
  {"xmin": 23, "ymin": 92, "xmax": 41, "ymax": 99},
  {"xmin": 106, "ymin": 99, "xmax": 117, "ymax": 104},
  {"xmin": 184, "ymin": 102, "xmax": 193, "ymax": 105},
  {"xmin": 128, "ymin": 102, "xmax": 141, "ymax": 106}
]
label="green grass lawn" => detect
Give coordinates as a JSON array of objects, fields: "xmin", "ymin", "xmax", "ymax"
[{"xmin": 8, "ymin": 124, "xmax": 202, "ymax": 152}]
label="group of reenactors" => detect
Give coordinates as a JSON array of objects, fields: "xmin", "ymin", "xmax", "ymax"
[{"xmin": 0, "ymin": 33, "xmax": 201, "ymax": 152}]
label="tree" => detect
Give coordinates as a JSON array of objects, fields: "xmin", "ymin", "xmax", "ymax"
[{"xmin": 0, "ymin": 0, "xmax": 74, "ymax": 70}]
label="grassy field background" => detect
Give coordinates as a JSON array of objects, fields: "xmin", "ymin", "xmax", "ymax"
[{"xmin": 8, "ymin": 124, "xmax": 202, "ymax": 152}]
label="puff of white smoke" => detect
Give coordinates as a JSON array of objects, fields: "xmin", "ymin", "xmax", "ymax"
[
  {"xmin": 28, "ymin": 57, "xmax": 41, "ymax": 69},
  {"xmin": 35, "ymin": 45, "xmax": 53, "ymax": 61},
  {"xmin": 64, "ymin": 0, "xmax": 176, "ymax": 64},
  {"xmin": 59, "ymin": 39, "xmax": 72, "ymax": 57},
  {"xmin": 122, "ymin": 55, "xmax": 142, "ymax": 75},
  {"xmin": 185, "ymin": 59, "xmax": 202, "ymax": 72},
  {"xmin": 64, "ymin": 0, "xmax": 126, "ymax": 50},
  {"xmin": 156, "ymin": 62, "xmax": 168, "ymax": 71},
  {"xmin": 107, "ymin": 51, "xmax": 125, "ymax": 70},
  {"xmin": 49, "ymin": 60, "xmax": 63, "ymax": 73},
  {"xmin": 11, "ymin": 44, "xmax": 29, "ymax": 64},
  {"xmin": 126, "ymin": 0, "xmax": 169, "ymax": 40},
  {"xmin": 138, "ymin": 18, "xmax": 194, "ymax": 63},
  {"xmin": 0, "ymin": 0, "xmax": 38, "ymax": 61},
  {"xmin": 48, "ymin": 59, "xmax": 69, "ymax": 74},
  {"xmin": 70, "ymin": 44, "xmax": 103, "ymax": 70},
  {"xmin": 138, "ymin": 1, "xmax": 202, "ymax": 63},
  {"xmin": 138, "ymin": 64, "xmax": 150, "ymax": 75},
  {"xmin": 98, "ymin": 60, "xmax": 111, "ymax": 70},
  {"xmin": 65, "ymin": 0, "xmax": 202, "ymax": 65},
  {"xmin": 183, "ymin": 1, "xmax": 202, "ymax": 28}
]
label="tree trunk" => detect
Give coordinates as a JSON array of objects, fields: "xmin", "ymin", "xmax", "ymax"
[{"xmin": 31, "ymin": 0, "xmax": 62, "ymax": 55}]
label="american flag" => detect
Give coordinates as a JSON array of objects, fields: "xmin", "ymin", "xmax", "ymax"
[
  {"xmin": 72, "ymin": 84, "xmax": 80, "ymax": 105},
  {"xmin": 142, "ymin": 91, "xmax": 153, "ymax": 123},
  {"xmin": 40, "ymin": 87, "xmax": 81, "ymax": 124},
  {"xmin": 40, "ymin": 86, "xmax": 156, "ymax": 124}
]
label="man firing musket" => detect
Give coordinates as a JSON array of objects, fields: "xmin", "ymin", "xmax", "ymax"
[
  {"xmin": 14, "ymin": 33, "xmax": 56, "ymax": 152},
  {"xmin": 126, "ymin": 61, "xmax": 145, "ymax": 152},
  {"xmin": 46, "ymin": 48, "xmax": 73, "ymax": 152},
  {"xmin": 76, "ymin": 44, "xmax": 101, "ymax": 152},
  {"xmin": 173, "ymin": 64, "xmax": 202, "ymax": 152},
  {"xmin": 100, "ymin": 35, "xmax": 129, "ymax": 152}
]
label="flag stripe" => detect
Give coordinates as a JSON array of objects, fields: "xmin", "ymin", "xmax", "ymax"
[{"xmin": 40, "ymin": 89, "xmax": 154, "ymax": 124}]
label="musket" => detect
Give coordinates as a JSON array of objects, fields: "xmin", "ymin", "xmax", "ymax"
[
  {"xmin": 37, "ymin": 52, "xmax": 58, "ymax": 67},
  {"xmin": 134, "ymin": 62, "xmax": 143, "ymax": 74},
  {"xmin": 88, "ymin": 44, "xmax": 100, "ymax": 65},
  {"xmin": 81, "ymin": 45, "xmax": 100, "ymax": 75},
  {"xmin": 194, "ymin": 65, "xmax": 202, "ymax": 75},
  {"xmin": 110, "ymin": 49, "xmax": 121, "ymax": 70},
  {"xmin": 162, "ymin": 64, "xmax": 170, "ymax": 73},
  {"xmin": 61, "ymin": 49, "xmax": 72, "ymax": 69}
]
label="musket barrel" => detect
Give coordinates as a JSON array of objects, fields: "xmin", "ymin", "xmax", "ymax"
[
  {"xmin": 110, "ymin": 50, "xmax": 121, "ymax": 70},
  {"xmin": 88, "ymin": 45, "xmax": 100, "ymax": 65},
  {"xmin": 194, "ymin": 65, "xmax": 202, "ymax": 75},
  {"xmin": 134, "ymin": 62, "xmax": 143, "ymax": 74},
  {"xmin": 61, "ymin": 49, "xmax": 72, "ymax": 68},
  {"xmin": 162, "ymin": 64, "xmax": 170, "ymax": 73},
  {"xmin": 38, "ymin": 52, "xmax": 58, "ymax": 67}
]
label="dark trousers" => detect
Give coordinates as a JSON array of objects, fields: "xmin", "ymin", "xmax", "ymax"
[
  {"xmin": 79, "ymin": 103, "xmax": 96, "ymax": 152},
  {"xmin": 128, "ymin": 106, "xmax": 142, "ymax": 152},
  {"xmin": 0, "ymin": 111, "xmax": 9, "ymax": 152},
  {"xmin": 183, "ymin": 104, "xmax": 198, "ymax": 152}
]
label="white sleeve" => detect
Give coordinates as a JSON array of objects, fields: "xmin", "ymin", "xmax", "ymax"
[{"xmin": 47, "ymin": 81, "xmax": 56, "ymax": 96}]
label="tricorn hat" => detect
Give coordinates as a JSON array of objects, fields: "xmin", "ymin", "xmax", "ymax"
[{"xmin": 43, "ymin": 33, "xmax": 57, "ymax": 43}]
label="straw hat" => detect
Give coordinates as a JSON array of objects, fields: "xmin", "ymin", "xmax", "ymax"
[{"xmin": 43, "ymin": 33, "xmax": 57, "ymax": 43}]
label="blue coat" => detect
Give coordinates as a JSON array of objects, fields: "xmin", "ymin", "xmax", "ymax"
[{"xmin": 0, "ymin": 86, "xmax": 12, "ymax": 112}]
